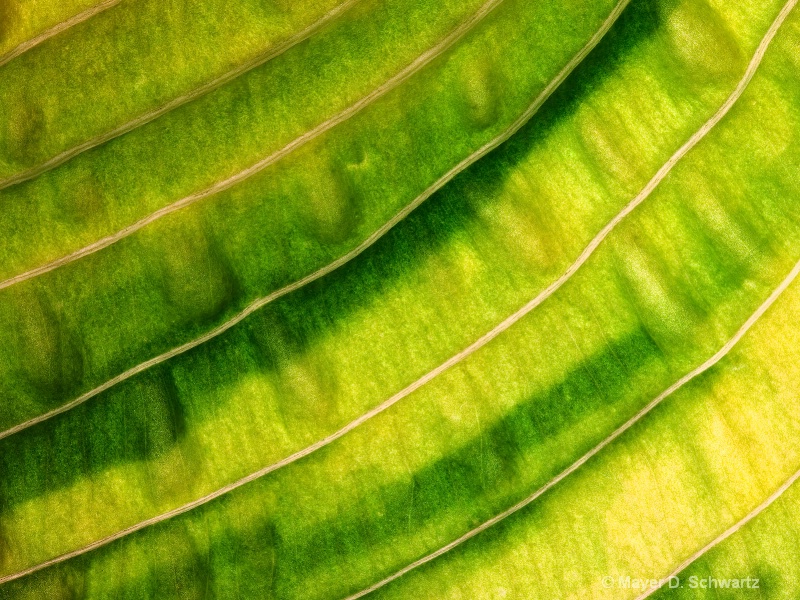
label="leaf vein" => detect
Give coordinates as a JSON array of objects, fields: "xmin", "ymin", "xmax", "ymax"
[
  {"xmin": 0, "ymin": 0, "xmax": 637, "ymax": 582},
  {"xmin": 0, "ymin": 0, "xmax": 121, "ymax": 69},
  {"xmin": 0, "ymin": 0, "xmax": 363, "ymax": 190}
]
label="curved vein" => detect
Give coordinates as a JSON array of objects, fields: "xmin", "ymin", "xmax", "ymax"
[
  {"xmin": 341, "ymin": 6, "xmax": 799, "ymax": 595},
  {"xmin": 0, "ymin": 0, "xmax": 543, "ymax": 439},
  {"xmin": 344, "ymin": 255, "xmax": 800, "ymax": 599},
  {"xmin": 0, "ymin": 0, "xmax": 792, "ymax": 589},
  {"xmin": 0, "ymin": 0, "xmax": 121, "ymax": 69},
  {"xmin": 0, "ymin": 0, "xmax": 632, "ymax": 580},
  {"xmin": 636, "ymin": 465, "xmax": 800, "ymax": 600},
  {"xmin": 0, "ymin": 0, "xmax": 362, "ymax": 191},
  {"xmin": 0, "ymin": 0, "xmax": 500, "ymax": 291}
]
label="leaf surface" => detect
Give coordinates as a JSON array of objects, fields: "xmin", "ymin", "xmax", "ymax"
[{"xmin": 1, "ymin": 0, "xmax": 800, "ymax": 598}]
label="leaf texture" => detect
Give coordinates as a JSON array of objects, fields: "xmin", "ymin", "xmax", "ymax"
[{"xmin": 1, "ymin": 0, "xmax": 800, "ymax": 598}]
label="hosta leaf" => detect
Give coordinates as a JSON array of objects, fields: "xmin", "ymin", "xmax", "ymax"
[
  {"xmin": 0, "ymin": 0, "xmax": 496, "ymax": 277},
  {"xmin": 0, "ymin": 0, "xmax": 622, "ymax": 432},
  {"xmin": 0, "ymin": 0, "xmax": 118, "ymax": 68},
  {"xmin": 0, "ymin": 0, "xmax": 356, "ymax": 181},
  {"xmin": 2, "ymin": 0, "xmax": 800, "ymax": 598}
]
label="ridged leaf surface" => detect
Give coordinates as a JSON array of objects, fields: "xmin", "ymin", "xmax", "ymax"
[{"xmin": 2, "ymin": 0, "xmax": 800, "ymax": 598}]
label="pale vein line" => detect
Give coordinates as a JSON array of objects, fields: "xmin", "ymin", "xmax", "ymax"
[
  {"xmin": 0, "ymin": 0, "xmax": 632, "ymax": 582},
  {"xmin": 0, "ymin": 0, "xmax": 121, "ymax": 69},
  {"xmin": 341, "ymin": 0, "xmax": 800, "ymax": 595},
  {"xmin": 636, "ymin": 465, "xmax": 800, "ymax": 600},
  {"xmin": 0, "ymin": 0, "xmax": 362, "ymax": 191},
  {"xmin": 0, "ymin": 0, "xmax": 498, "ymax": 289},
  {"xmin": 0, "ymin": 0, "xmax": 787, "ymax": 588},
  {"xmin": 344, "ymin": 256, "xmax": 800, "ymax": 600},
  {"xmin": 1, "ymin": 0, "xmax": 784, "ymax": 578},
  {"xmin": 0, "ymin": 0, "xmax": 591, "ymax": 440}
]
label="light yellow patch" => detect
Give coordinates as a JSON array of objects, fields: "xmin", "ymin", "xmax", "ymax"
[
  {"xmin": 458, "ymin": 54, "xmax": 502, "ymax": 130},
  {"xmin": 683, "ymin": 173, "xmax": 753, "ymax": 262},
  {"xmin": 612, "ymin": 232, "xmax": 695, "ymax": 344},
  {"xmin": 578, "ymin": 104, "xmax": 640, "ymax": 188},
  {"xmin": 665, "ymin": 0, "xmax": 744, "ymax": 80},
  {"xmin": 740, "ymin": 76, "xmax": 797, "ymax": 164}
]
